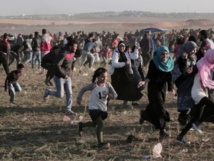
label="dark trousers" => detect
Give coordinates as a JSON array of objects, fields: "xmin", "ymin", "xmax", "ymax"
[
  {"xmin": 178, "ymin": 97, "xmax": 214, "ymax": 138},
  {"xmin": 0, "ymin": 52, "xmax": 9, "ymax": 75},
  {"xmin": 82, "ymin": 110, "xmax": 108, "ymax": 144}
]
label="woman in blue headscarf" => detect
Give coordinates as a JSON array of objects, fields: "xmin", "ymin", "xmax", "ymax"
[{"xmin": 139, "ymin": 45, "xmax": 175, "ymax": 138}]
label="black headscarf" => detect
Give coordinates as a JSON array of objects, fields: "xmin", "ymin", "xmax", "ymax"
[{"xmin": 117, "ymin": 41, "xmax": 127, "ymax": 62}]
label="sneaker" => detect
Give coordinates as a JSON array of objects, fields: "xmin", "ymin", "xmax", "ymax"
[
  {"xmin": 160, "ymin": 130, "xmax": 171, "ymax": 139},
  {"xmin": 98, "ymin": 142, "xmax": 110, "ymax": 151},
  {"xmin": 78, "ymin": 122, "xmax": 83, "ymax": 137},
  {"xmin": 65, "ymin": 109, "xmax": 77, "ymax": 116},
  {"xmin": 176, "ymin": 136, "xmax": 191, "ymax": 145},
  {"xmin": 192, "ymin": 123, "xmax": 203, "ymax": 135},
  {"xmin": 44, "ymin": 89, "xmax": 49, "ymax": 102}
]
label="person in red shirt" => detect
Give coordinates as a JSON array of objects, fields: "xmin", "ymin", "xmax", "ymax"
[{"xmin": 100, "ymin": 45, "xmax": 112, "ymax": 66}]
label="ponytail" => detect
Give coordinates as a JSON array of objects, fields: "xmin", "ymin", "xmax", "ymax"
[{"xmin": 91, "ymin": 67, "xmax": 108, "ymax": 83}]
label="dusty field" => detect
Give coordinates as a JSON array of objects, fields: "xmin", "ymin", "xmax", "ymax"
[
  {"xmin": 1, "ymin": 17, "xmax": 214, "ymax": 35},
  {"xmin": 1, "ymin": 62, "xmax": 214, "ymax": 161},
  {"xmin": 1, "ymin": 16, "xmax": 214, "ymax": 160}
]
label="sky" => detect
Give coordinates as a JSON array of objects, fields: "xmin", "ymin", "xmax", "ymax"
[{"xmin": 1, "ymin": 0, "xmax": 214, "ymax": 16}]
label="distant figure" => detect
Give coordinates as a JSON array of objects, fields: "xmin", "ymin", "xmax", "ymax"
[
  {"xmin": 5, "ymin": 63, "xmax": 25, "ymax": 104},
  {"xmin": 41, "ymin": 46, "xmax": 59, "ymax": 86},
  {"xmin": 9, "ymin": 41, "xmax": 24, "ymax": 67},
  {"xmin": 24, "ymin": 34, "xmax": 33, "ymax": 65},
  {"xmin": 198, "ymin": 29, "xmax": 214, "ymax": 49},
  {"xmin": 41, "ymin": 28, "xmax": 52, "ymax": 57},
  {"xmin": 0, "ymin": 33, "xmax": 10, "ymax": 61},
  {"xmin": 79, "ymin": 33, "xmax": 96, "ymax": 72},
  {"xmin": 0, "ymin": 51, "xmax": 9, "ymax": 75},
  {"xmin": 31, "ymin": 31, "xmax": 42, "ymax": 70},
  {"xmin": 196, "ymin": 40, "xmax": 211, "ymax": 61},
  {"xmin": 140, "ymin": 33, "xmax": 151, "ymax": 68}
]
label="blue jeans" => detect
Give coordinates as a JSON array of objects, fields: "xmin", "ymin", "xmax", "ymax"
[
  {"xmin": 47, "ymin": 76, "xmax": 72, "ymax": 111},
  {"xmin": 9, "ymin": 82, "xmax": 22, "ymax": 102},
  {"xmin": 32, "ymin": 51, "xmax": 41, "ymax": 69},
  {"xmin": 24, "ymin": 51, "xmax": 32, "ymax": 64},
  {"xmin": 81, "ymin": 50, "xmax": 95, "ymax": 68}
]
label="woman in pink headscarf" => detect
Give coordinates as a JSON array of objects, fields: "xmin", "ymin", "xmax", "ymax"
[{"xmin": 176, "ymin": 49, "xmax": 214, "ymax": 145}]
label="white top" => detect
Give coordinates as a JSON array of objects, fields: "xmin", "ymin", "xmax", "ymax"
[
  {"xmin": 191, "ymin": 73, "xmax": 208, "ymax": 104},
  {"xmin": 108, "ymin": 48, "xmax": 139, "ymax": 75},
  {"xmin": 77, "ymin": 82, "xmax": 118, "ymax": 111}
]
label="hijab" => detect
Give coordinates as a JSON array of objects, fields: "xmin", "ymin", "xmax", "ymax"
[
  {"xmin": 152, "ymin": 45, "xmax": 174, "ymax": 72},
  {"xmin": 196, "ymin": 40, "xmax": 211, "ymax": 61},
  {"xmin": 176, "ymin": 41, "xmax": 197, "ymax": 60},
  {"xmin": 197, "ymin": 49, "xmax": 214, "ymax": 89},
  {"xmin": 116, "ymin": 41, "xmax": 127, "ymax": 62}
]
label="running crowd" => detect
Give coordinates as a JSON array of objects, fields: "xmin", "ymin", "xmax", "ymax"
[{"xmin": 1, "ymin": 28, "xmax": 214, "ymax": 150}]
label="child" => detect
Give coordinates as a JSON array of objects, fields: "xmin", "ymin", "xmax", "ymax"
[
  {"xmin": 76, "ymin": 67, "xmax": 118, "ymax": 150},
  {"xmin": 100, "ymin": 45, "xmax": 112, "ymax": 66},
  {"xmin": 5, "ymin": 63, "xmax": 25, "ymax": 103}
]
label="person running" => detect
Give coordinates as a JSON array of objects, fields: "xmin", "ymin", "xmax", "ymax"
[
  {"xmin": 79, "ymin": 33, "xmax": 96, "ymax": 72},
  {"xmin": 44, "ymin": 39, "xmax": 78, "ymax": 115},
  {"xmin": 139, "ymin": 46, "xmax": 175, "ymax": 138},
  {"xmin": 5, "ymin": 63, "xmax": 25, "ymax": 104},
  {"xmin": 176, "ymin": 49, "xmax": 214, "ymax": 144},
  {"xmin": 77, "ymin": 67, "xmax": 118, "ymax": 150},
  {"xmin": 31, "ymin": 31, "xmax": 42, "ymax": 70},
  {"xmin": 172, "ymin": 41, "xmax": 198, "ymax": 126},
  {"xmin": 41, "ymin": 46, "xmax": 59, "ymax": 86}
]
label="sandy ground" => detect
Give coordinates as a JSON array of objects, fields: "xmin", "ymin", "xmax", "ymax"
[{"xmin": 0, "ymin": 17, "xmax": 214, "ymax": 34}]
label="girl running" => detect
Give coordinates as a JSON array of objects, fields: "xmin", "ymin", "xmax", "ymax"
[{"xmin": 77, "ymin": 67, "xmax": 117, "ymax": 150}]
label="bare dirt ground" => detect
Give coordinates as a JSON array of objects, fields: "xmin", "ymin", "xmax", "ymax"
[
  {"xmin": 1, "ymin": 17, "xmax": 214, "ymax": 35},
  {"xmin": 1, "ymin": 17, "xmax": 214, "ymax": 160},
  {"xmin": 1, "ymin": 62, "xmax": 214, "ymax": 161}
]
